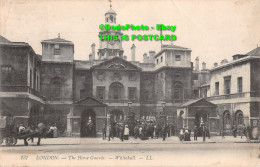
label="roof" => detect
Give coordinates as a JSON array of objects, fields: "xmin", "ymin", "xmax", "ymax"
[
  {"xmin": 246, "ymin": 47, "xmax": 260, "ymax": 56},
  {"xmin": 179, "ymin": 98, "xmax": 217, "ymax": 108},
  {"xmin": 0, "ymin": 35, "xmax": 11, "ymax": 43},
  {"xmin": 105, "ymin": 7, "xmax": 117, "ymax": 15},
  {"xmin": 155, "ymin": 44, "xmax": 191, "ymax": 58},
  {"xmin": 42, "ymin": 37, "xmax": 74, "ymax": 45}
]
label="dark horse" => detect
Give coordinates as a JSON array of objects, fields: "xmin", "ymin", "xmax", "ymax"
[{"xmin": 22, "ymin": 123, "xmax": 48, "ymax": 146}]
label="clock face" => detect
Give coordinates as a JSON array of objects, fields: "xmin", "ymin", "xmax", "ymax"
[{"xmin": 108, "ymin": 40, "xmax": 116, "ymax": 45}]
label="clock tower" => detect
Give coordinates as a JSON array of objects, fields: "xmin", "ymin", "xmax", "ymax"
[{"xmin": 97, "ymin": 1, "xmax": 124, "ymax": 60}]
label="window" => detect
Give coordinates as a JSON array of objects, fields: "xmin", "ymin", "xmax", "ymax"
[
  {"xmin": 173, "ymin": 82, "xmax": 183, "ymax": 100},
  {"xmin": 175, "ymin": 55, "xmax": 181, "ymax": 61},
  {"xmin": 157, "ymin": 59, "xmax": 159, "ymax": 65},
  {"xmin": 97, "ymin": 86, "xmax": 105, "ymax": 100},
  {"xmin": 161, "ymin": 56, "xmax": 163, "ymax": 62},
  {"xmin": 203, "ymin": 89, "xmax": 207, "ymax": 97},
  {"xmin": 1, "ymin": 65, "xmax": 12, "ymax": 84},
  {"xmin": 53, "ymin": 81, "xmax": 61, "ymax": 98},
  {"xmin": 80, "ymin": 89, "xmax": 86, "ymax": 99},
  {"xmin": 110, "ymin": 15, "xmax": 113, "ymax": 22},
  {"xmin": 33, "ymin": 68, "xmax": 36, "ymax": 89},
  {"xmin": 54, "ymin": 48, "xmax": 61, "ymax": 55},
  {"xmin": 237, "ymin": 77, "xmax": 242, "ymax": 93},
  {"xmin": 1, "ymin": 66, "xmax": 12, "ymax": 72},
  {"xmin": 109, "ymin": 82, "xmax": 124, "ymax": 100},
  {"xmin": 30, "ymin": 69, "xmax": 32, "ymax": 87},
  {"xmin": 215, "ymin": 82, "xmax": 219, "ymax": 95},
  {"xmin": 54, "ymin": 45, "xmax": 61, "ymax": 55},
  {"xmin": 224, "ymin": 76, "xmax": 231, "ymax": 94},
  {"xmin": 128, "ymin": 87, "xmax": 136, "ymax": 100}
]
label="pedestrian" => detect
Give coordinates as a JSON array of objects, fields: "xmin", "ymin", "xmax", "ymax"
[
  {"xmin": 124, "ymin": 125, "xmax": 129, "ymax": 140},
  {"xmin": 184, "ymin": 128, "xmax": 189, "ymax": 141},
  {"xmin": 220, "ymin": 130, "xmax": 225, "ymax": 139},
  {"xmin": 179, "ymin": 129, "xmax": 184, "ymax": 141},
  {"xmin": 102, "ymin": 124, "xmax": 106, "ymax": 140},
  {"xmin": 162, "ymin": 125, "xmax": 167, "ymax": 141},
  {"xmin": 202, "ymin": 125, "xmax": 206, "ymax": 142},
  {"xmin": 108, "ymin": 125, "xmax": 114, "ymax": 141},
  {"xmin": 116, "ymin": 124, "xmax": 119, "ymax": 138},
  {"xmin": 139, "ymin": 126, "xmax": 143, "ymax": 139},
  {"xmin": 155, "ymin": 125, "xmax": 159, "ymax": 139},
  {"xmin": 134, "ymin": 125, "xmax": 139, "ymax": 139},
  {"xmin": 194, "ymin": 126, "xmax": 198, "ymax": 141},
  {"xmin": 119, "ymin": 125, "xmax": 124, "ymax": 141}
]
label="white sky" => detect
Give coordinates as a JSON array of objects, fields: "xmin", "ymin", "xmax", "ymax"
[{"xmin": 1, "ymin": 0, "xmax": 260, "ymax": 68}]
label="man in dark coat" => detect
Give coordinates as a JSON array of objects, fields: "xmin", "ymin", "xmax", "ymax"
[
  {"xmin": 119, "ymin": 125, "xmax": 124, "ymax": 141},
  {"xmin": 194, "ymin": 126, "xmax": 198, "ymax": 141},
  {"xmin": 102, "ymin": 124, "xmax": 106, "ymax": 140},
  {"xmin": 162, "ymin": 125, "xmax": 167, "ymax": 141},
  {"xmin": 108, "ymin": 125, "xmax": 114, "ymax": 141}
]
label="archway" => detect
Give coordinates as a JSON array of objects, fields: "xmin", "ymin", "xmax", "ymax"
[
  {"xmin": 109, "ymin": 110, "xmax": 124, "ymax": 137},
  {"xmin": 235, "ymin": 110, "xmax": 243, "ymax": 126},
  {"xmin": 195, "ymin": 111, "xmax": 208, "ymax": 136},
  {"xmin": 80, "ymin": 109, "xmax": 96, "ymax": 137},
  {"xmin": 223, "ymin": 110, "xmax": 231, "ymax": 130},
  {"xmin": 109, "ymin": 82, "xmax": 124, "ymax": 100}
]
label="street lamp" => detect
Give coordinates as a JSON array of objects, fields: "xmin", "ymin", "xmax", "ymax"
[
  {"xmin": 128, "ymin": 101, "xmax": 132, "ymax": 113},
  {"xmin": 161, "ymin": 102, "xmax": 166, "ymax": 115}
]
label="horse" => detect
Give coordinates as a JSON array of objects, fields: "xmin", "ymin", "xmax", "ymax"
[{"xmin": 22, "ymin": 123, "xmax": 48, "ymax": 146}]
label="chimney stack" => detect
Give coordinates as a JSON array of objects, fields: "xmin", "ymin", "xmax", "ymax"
[
  {"xmin": 195, "ymin": 57, "xmax": 199, "ymax": 71},
  {"xmin": 131, "ymin": 44, "xmax": 136, "ymax": 61},
  {"xmin": 221, "ymin": 59, "xmax": 228, "ymax": 65},
  {"xmin": 149, "ymin": 50, "xmax": 156, "ymax": 64},
  {"xmin": 214, "ymin": 62, "xmax": 218, "ymax": 67},
  {"xmin": 91, "ymin": 43, "xmax": 96, "ymax": 60},
  {"xmin": 202, "ymin": 62, "xmax": 206, "ymax": 70},
  {"xmin": 143, "ymin": 53, "xmax": 149, "ymax": 63}
]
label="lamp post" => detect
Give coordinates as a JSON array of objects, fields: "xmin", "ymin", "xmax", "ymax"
[{"xmin": 161, "ymin": 102, "xmax": 166, "ymax": 115}]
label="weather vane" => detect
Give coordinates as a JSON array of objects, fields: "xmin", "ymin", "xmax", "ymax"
[{"xmin": 109, "ymin": 0, "xmax": 112, "ymax": 8}]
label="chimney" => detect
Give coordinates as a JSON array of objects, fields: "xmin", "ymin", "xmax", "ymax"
[
  {"xmin": 214, "ymin": 62, "xmax": 218, "ymax": 67},
  {"xmin": 89, "ymin": 53, "xmax": 93, "ymax": 61},
  {"xmin": 123, "ymin": 55, "xmax": 127, "ymax": 60},
  {"xmin": 91, "ymin": 43, "xmax": 96, "ymax": 60},
  {"xmin": 149, "ymin": 50, "xmax": 156, "ymax": 64},
  {"xmin": 202, "ymin": 62, "xmax": 206, "ymax": 70},
  {"xmin": 195, "ymin": 57, "xmax": 199, "ymax": 71},
  {"xmin": 131, "ymin": 44, "xmax": 136, "ymax": 61},
  {"xmin": 221, "ymin": 59, "xmax": 228, "ymax": 65},
  {"xmin": 143, "ymin": 53, "xmax": 148, "ymax": 63}
]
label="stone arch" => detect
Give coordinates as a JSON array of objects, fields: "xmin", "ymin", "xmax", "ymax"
[
  {"xmin": 223, "ymin": 110, "xmax": 231, "ymax": 130},
  {"xmin": 109, "ymin": 82, "xmax": 124, "ymax": 100},
  {"xmin": 234, "ymin": 110, "xmax": 243, "ymax": 126},
  {"xmin": 80, "ymin": 109, "xmax": 96, "ymax": 137}
]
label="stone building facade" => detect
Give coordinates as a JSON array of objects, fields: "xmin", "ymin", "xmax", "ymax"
[{"xmin": 0, "ymin": 5, "xmax": 259, "ymax": 137}]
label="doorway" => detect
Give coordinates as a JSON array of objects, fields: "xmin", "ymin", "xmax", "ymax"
[{"xmin": 80, "ymin": 109, "xmax": 96, "ymax": 137}]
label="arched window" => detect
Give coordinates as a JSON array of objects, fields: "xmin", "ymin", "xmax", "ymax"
[
  {"xmin": 109, "ymin": 82, "xmax": 124, "ymax": 100},
  {"xmin": 173, "ymin": 82, "xmax": 183, "ymax": 100},
  {"xmin": 235, "ymin": 110, "xmax": 243, "ymax": 126},
  {"xmin": 223, "ymin": 110, "xmax": 231, "ymax": 130},
  {"xmin": 110, "ymin": 15, "xmax": 113, "ymax": 22}
]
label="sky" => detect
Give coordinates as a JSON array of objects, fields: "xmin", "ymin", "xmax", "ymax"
[{"xmin": 1, "ymin": 0, "xmax": 260, "ymax": 68}]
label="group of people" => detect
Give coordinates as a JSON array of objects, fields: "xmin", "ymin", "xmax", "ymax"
[
  {"xmin": 179, "ymin": 125, "xmax": 210, "ymax": 142},
  {"xmin": 102, "ymin": 122, "xmax": 172, "ymax": 141}
]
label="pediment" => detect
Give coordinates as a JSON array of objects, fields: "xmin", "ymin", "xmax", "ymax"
[
  {"xmin": 180, "ymin": 98, "xmax": 217, "ymax": 108},
  {"xmin": 73, "ymin": 97, "xmax": 106, "ymax": 106},
  {"xmin": 92, "ymin": 57, "xmax": 141, "ymax": 71}
]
